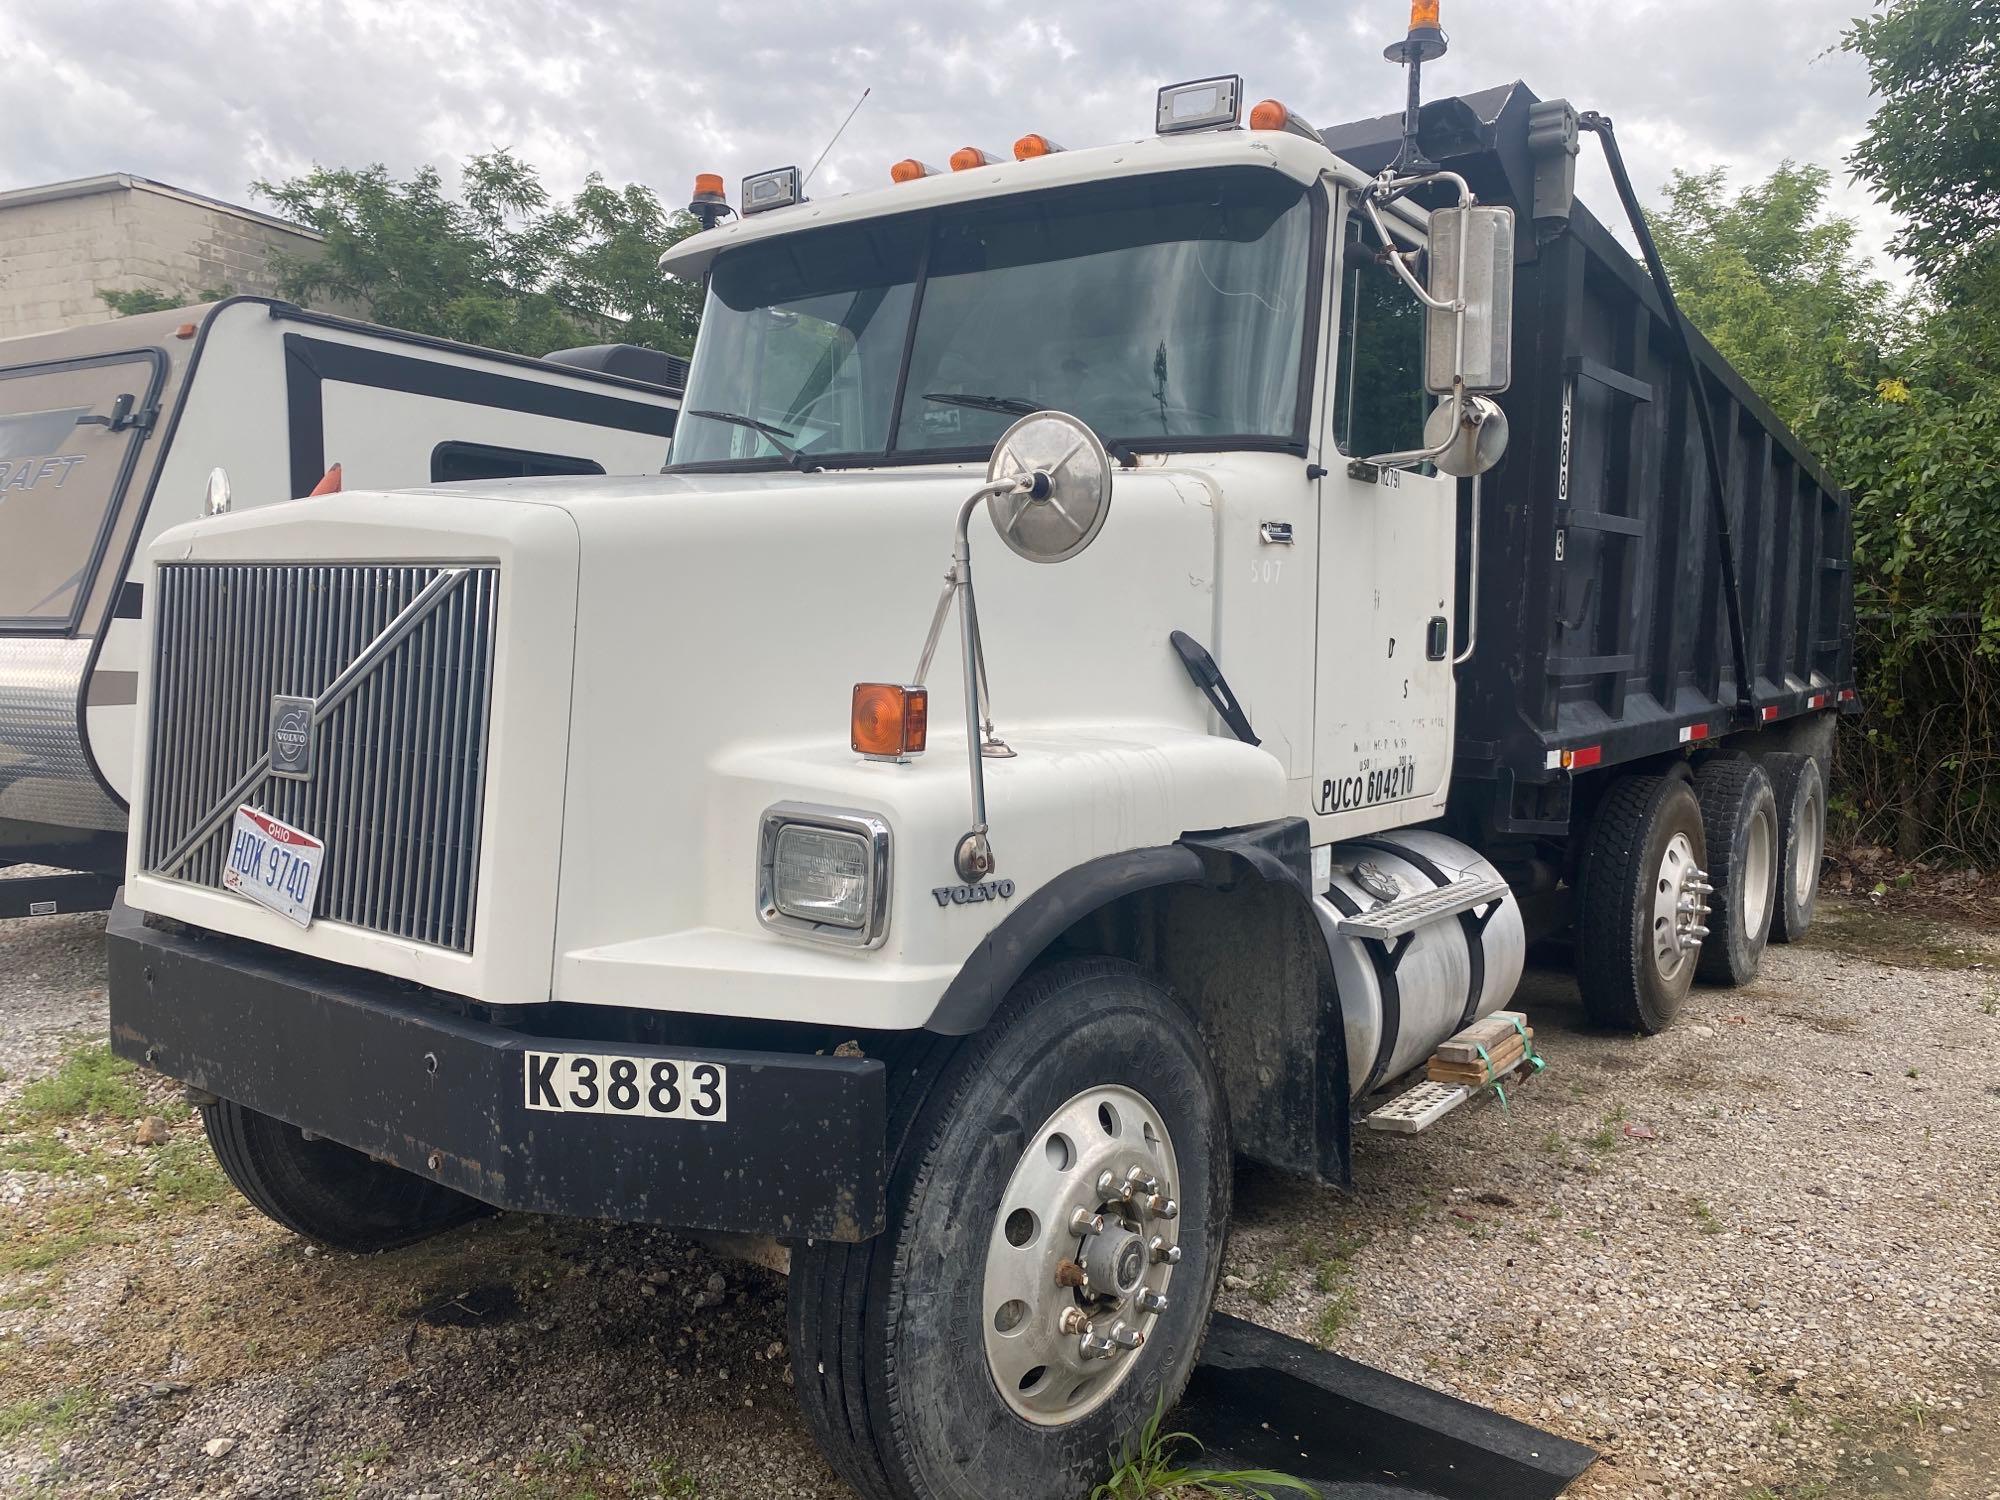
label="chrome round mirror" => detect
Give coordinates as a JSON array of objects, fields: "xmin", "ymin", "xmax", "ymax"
[
  {"xmin": 1426, "ymin": 395, "xmax": 1510, "ymax": 479},
  {"xmin": 986, "ymin": 411, "xmax": 1113, "ymax": 564}
]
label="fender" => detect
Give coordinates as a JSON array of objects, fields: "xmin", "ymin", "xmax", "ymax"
[
  {"xmin": 926, "ymin": 818, "xmax": 1317, "ymax": 1035},
  {"xmin": 925, "ymin": 815, "xmax": 1353, "ymax": 1186}
]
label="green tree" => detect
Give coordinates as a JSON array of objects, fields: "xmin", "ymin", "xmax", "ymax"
[
  {"xmin": 253, "ymin": 151, "xmax": 701, "ymax": 357},
  {"xmin": 1652, "ymin": 162, "xmax": 1894, "ymax": 438},
  {"xmin": 1844, "ymin": 0, "xmax": 2000, "ymax": 288},
  {"xmin": 96, "ymin": 285, "xmax": 232, "ymax": 317}
]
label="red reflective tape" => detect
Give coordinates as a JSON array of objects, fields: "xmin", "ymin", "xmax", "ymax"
[
  {"xmin": 1568, "ymin": 744, "xmax": 1603, "ymax": 769},
  {"xmin": 1679, "ymin": 723, "xmax": 1710, "ymax": 743},
  {"xmin": 1839, "ymin": 687, "xmax": 1857, "ymax": 702},
  {"xmin": 1760, "ymin": 706, "xmax": 1780, "ymax": 722},
  {"xmin": 1808, "ymin": 692, "xmax": 1827, "ymax": 709}
]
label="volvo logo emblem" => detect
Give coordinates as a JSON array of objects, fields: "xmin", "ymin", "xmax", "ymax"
[{"xmin": 270, "ymin": 695, "xmax": 315, "ymax": 780}]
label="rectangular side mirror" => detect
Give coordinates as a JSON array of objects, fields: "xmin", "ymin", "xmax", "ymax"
[{"xmin": 1425, "ymin": 204, "xmax": 1515, "ymax": 395}]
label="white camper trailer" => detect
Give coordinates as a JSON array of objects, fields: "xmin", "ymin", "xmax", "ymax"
[{"xmin": 0, "ymin": 296, "xmax": 683, "ymax": 916}]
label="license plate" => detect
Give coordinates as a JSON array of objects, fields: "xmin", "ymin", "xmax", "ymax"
[
  {"xmin": 524, "ymin": 1051, "xmax": 728, "ymax": 1122},
  {"xmin": 220, "ymin": 806, "xmax": 325, "ymax": 928}
]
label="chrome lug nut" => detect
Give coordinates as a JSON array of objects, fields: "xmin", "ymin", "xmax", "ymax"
[
  {"xmin": 1096, "ymin": 1169, "xmax": 1118, "ymax": 1195},
  {"xmin": 1079, "ymin": 1332, "xmax": 1117, "ymax": 1360},
  {"xmin": 1070, "ymin": 1207, "xmax": 1106, "ymax": 1236},
  {"xmin": 1110, "ymin": 1323, "xmax": 1146, "ymax": 1351},
  {"xmin": 1144, "ymin": 1195, "xmax": 1179, "ymax": 1221},
  {"xmin": 1137, "ymin": 1287, "xmax": 1169, "ymax": 1314},
  {"xmin": 1149, "ymin": 1236, "xmax": 1182, "ymax": 1265}
]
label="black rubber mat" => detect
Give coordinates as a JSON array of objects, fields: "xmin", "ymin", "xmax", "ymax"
[{"xmin": 1180, "ymin": 1316, "xmax": 1596, "ymax": 1500}]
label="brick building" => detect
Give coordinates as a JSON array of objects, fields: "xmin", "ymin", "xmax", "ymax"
[{"xmin": 0, "ymin": 174, "xmax": 325, "ymax": 340}]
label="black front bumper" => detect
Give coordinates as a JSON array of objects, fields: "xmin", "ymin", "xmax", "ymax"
[{"xmin": 106, "ymin": 899, "xmax": 886, "ymax": 1241}]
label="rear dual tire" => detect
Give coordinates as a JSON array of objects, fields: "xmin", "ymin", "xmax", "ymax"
[
  {"xmin": 1576, "ymin": 775, "xmax": 1708, "ymax": 1033},
  {"xmin": 1764, "ymin": 752, "xmax": 1825, "ymax": 943},
  {"xmin": 787, "ymin": 958, "xmax": 1229, "ymax": 1500},
  {"xmin": 1692, "ymin": 757, "xmax": 1780, "ymax": 987}
]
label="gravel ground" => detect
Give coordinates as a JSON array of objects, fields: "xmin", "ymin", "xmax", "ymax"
[{"xmin": 1, "ymin": 894, "xmax": 1996, "ymax": 1499}]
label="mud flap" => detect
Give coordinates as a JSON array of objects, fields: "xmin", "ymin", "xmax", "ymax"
[{"xmin": 1182, "ymin": 1315, "xmax": 1596, "ymax": 1498}]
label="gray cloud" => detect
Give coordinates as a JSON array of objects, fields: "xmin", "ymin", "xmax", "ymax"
[{"xmin": 0, "ymin": 0, "xmax": 1901, "ymax": 275}]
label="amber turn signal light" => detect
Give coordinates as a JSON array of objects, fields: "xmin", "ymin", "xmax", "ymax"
[
  {"xmin": 1013, "ymin": 134, "xmax": 1063, "ymax": 160},
  {"xmin": 950, "ymin": 146, "xmax": 1000, "ymax": 171},
  {"xmin": 1411, "ymin": 0, "xmax": 1442, "ymax": 27},
  {"xmin": 852, "ymin": 683, "xmax": 928, "ymax": 758},
  {"xmin": 692, "ymin": 173, "xmax": 726, "ymax": 199},
  {"xmin": 890, "ymin": 158, "xmax": 937, "ymax": 184}
]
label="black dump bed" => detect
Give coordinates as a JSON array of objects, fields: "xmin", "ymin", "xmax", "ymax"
[{"xmin": 1325, "ymin": 84, "xmax": 1856, "ymax": 839}]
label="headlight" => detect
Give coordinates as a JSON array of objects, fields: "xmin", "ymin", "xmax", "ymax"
[{"xmin": 758, "ymin": 804, "xmax": 891, "ymax": 948}]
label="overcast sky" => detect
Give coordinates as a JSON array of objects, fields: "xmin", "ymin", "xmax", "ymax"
[{"xmin": 1, "ymin": 0, "xmax": 1903, "ymax": 280}]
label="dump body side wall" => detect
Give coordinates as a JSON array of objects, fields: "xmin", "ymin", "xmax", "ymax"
[{"xmin": 1326, "ymin": 84, "xmax": 1856, "ymax": 839}]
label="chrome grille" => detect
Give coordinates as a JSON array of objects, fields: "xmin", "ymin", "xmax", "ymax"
[{"xmin": 140, "ymin": 563, "xmax": 499, "ymax": 952}]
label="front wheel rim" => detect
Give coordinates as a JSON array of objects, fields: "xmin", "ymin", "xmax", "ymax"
[{"xmin": 981, "ymin": 1084, "xmax": 1182, "ymax": 1426}]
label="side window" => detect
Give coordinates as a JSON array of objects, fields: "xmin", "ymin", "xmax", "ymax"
[
  {"xmin": 430, "ymin": 442, "xmax": 607, "ymax": 484},
  {"xmin": 1332, "ymin": 214, "xmax": 1431, "ymax": 459}
]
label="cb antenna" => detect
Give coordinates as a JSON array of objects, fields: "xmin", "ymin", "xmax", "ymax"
[
  {"xmin": 803, "ymin": 87, "xmax": 872, "ymax": 190},
  {"xmin": 1383, "ymin": 0, "xmax": 1448, "ymax": 176}
]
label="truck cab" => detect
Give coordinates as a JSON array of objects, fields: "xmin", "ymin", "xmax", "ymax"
[{"xmin": 107, "ymin": 51, "xmax": 1848, "ymax": 1500}]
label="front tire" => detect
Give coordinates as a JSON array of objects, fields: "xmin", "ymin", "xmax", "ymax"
[
  {"xmin": 202, "ymin": 1098, "xmax": 486, "ymax": 1252},
  {"xmin": 1576, "ymin": 775, "xmax": 1709, "ymax": 1033},
  {"xmin": 788, "ymin": 958, "xmax": 1229, "ymax": 1500}
]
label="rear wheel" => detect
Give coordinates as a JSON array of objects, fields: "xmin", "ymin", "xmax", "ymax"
[
  {"xmin": 1576, "ymin": 775, "xmax": 1709, "ymax": 1033},
  {"xmin": 202, "ymin": 1098, "xmax": 485, "ymax": 1252},
  {"xmin": 787, "ymin": 958, "xmax": 1229, "ymax": 1500},
  {"xmin": 1764, "ymin": 752, "xmax": 1825, "ymax": 943},
  {"xmin": 1692, "ymin": 757, "xmax": 1779, "ymax": 985}
]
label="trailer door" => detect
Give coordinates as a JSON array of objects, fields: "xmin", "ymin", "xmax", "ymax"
[{"xmin": 0, "ymin": 351, "xmax": 164, "ymax": 634}]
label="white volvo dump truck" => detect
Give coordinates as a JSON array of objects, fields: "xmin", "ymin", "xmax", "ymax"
[{"xmin": 108, "ymin": 12, "xmax": 1853, "ymax": 1497}]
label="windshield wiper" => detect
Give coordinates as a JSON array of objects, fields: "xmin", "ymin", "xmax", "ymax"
[
  {"xmin": 922, "ymin": 392, "xmax": 1047, "ymax": 418},
  {"xmin": 688, "ymin": 409, "xmax": 820, "ymax": 471}
]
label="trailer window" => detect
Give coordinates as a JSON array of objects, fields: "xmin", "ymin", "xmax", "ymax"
[
  {"xmin": 431, "ymin": 442, "xmax": 607, "ymax": 484},
  {"xmin": 0, "ymin": 353, "xmax": 159, "ymax": 632},
  {"xmin": 1333, "ymin": 214, "xmax": 1431, "ymax": 459}
]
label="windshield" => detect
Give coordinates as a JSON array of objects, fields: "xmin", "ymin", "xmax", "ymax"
[{"xmin": 671, "ymin": 167, "xmax": 1316, "ymax": 466}]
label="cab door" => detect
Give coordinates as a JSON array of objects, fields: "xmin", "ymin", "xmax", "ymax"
[{"xmin": 1311, "ymin": 203, "xmax": 1457, "ymax": 832}]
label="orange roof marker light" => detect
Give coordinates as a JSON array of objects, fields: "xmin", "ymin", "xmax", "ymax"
[
  {"xmin": 1248, "ymin": 98, "xmax": 1321, "ymax": 140},
  {"xmin": 307, "ymin": 463, "xmax": 343, "ymax": 497},
  {"xmin": 1013, "ymin": 134, "xmax": 1064, "ymax": 161},
  {"xmin": 688, "ymin": 172, "xmax": 734, "ymax": 231},
  {"xmin": 890, "ymin": 158, "xmax": 939, "ymax": 184},
  {"xmin": 949, "ymin": 146, "xmax": 1002, "ymax": 171}
]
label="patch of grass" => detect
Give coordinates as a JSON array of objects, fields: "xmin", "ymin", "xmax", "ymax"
[
  {"xmin": 645, "ymin": 1459, "xmax": 700, "ymax": 1498},
  {"xmin": 7, "ymin": 1045, "xmax": 144, "ymax": 1127},
  {"xmin": 1311, "ymin": 1232, "xmax": 1367, "ymax": 1294},
  {"xmin": 1539, "ymin": 1128, "xmax": 1563, "ymax": 1154},
  {"xmin": 1312, "ymin": 1285, "xmax": 1357, "ymax": 1348},
  {"xmin": 1806, "ymin": 902, "xmax": 1997, "ymax": 971},
  {"xmin": 1583, "ymin": 1115, "xmax": 1622, "ymax": 1154},
  {"xmin": 1691, "ymin": 1198, "xmax": 1723, "ymax": 1235},
  {"xmin": 1094, "ymin": 1398, "xmax": 1316, "ymax": 1500},
  {"xmin": 0, "ymin": 1388, "xmax": 100, "ymax": 1454}
]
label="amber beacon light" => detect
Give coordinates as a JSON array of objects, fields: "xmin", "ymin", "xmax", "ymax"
[{"xmin": 852, "ymin": 683, "xmax": 929, "ymax": 759}]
